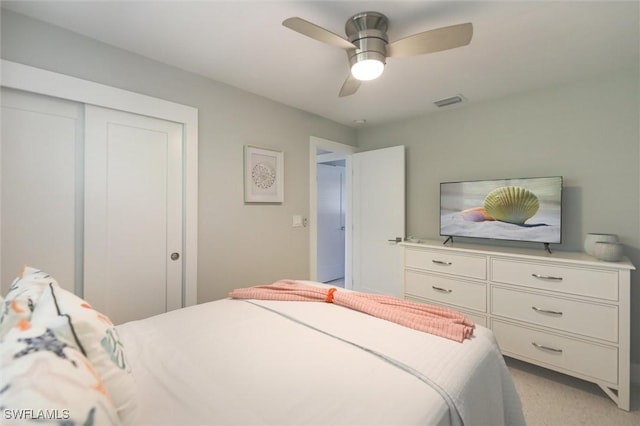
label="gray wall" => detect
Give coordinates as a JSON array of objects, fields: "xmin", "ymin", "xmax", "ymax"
[
  {"xmin": 357, "ymin": 69, "xmax": 640, "ymax": 361},
  {"xmin": 0, "ymin": 10, "xmax": 357, "ymax": 302}
]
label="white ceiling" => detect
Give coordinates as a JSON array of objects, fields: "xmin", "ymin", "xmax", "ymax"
[{"xmin": 3, "ymin": 1, "xmax": 638, "ymax": 127}]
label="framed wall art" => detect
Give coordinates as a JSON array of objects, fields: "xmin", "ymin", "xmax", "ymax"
[{"xmin": 244, "ymin": 145, "xmax": 284, "ymax": 203}]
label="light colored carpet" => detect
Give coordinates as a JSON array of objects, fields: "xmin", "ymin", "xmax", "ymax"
[{"xmin": 506, "ymin": 357, "xmax": 640, "ymax": 425}]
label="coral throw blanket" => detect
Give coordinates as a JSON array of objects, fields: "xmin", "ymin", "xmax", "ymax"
[{"xmin": 229, "ymin": 280, "xmax": 474, "ymax": 342}]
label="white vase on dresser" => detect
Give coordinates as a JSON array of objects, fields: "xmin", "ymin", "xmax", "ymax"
[{"xmin": 400, "ymin": 240, "xmax": 635, "ymax": 410}]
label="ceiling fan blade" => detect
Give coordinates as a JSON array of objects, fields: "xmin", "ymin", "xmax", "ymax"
[
  {"xmin": 339, "ymin": 74, "xmax": 361, "ymax": 97},
  {"xmin": 283, "ymin": 17, "xmax": 356, "ymax": 50},
  {"xmin": 388, "ymin": 23, "xmax": 473, "ymax": 58}
]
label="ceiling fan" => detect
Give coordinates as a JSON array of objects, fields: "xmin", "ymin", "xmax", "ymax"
[{"xmin": 283, "ymin": 11, "xmax": 473, "ymax": 97}]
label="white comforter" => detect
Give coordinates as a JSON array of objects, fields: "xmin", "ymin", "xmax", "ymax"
[{"xmin": 117, "ymin": 293, "xmax": 524, "ymax": 425}]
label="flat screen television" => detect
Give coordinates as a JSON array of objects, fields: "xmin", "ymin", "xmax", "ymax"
[{"xmin": 440, "ymin": 176, "xmax": 562, "ymax": 246}]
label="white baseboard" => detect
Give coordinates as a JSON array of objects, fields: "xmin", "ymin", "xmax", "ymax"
[{"xmin": 631, "ymin": 362, "xmax": 640, "ymax": 384}]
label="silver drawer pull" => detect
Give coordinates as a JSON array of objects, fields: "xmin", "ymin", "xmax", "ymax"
[
  {"xmin": 531, "ymin": 273, "xmax": 563, "ymax": 281},
  {"xmin": 432, "ymin": 260, "xmax": 452, "ymax": 266},
  {"xmin": 532, "ymin": 342, "xmax": 563, "ymax": 353},
  {"xmin": 432, "ymin": 286, "xmax": 453, "ymax": 293},
  {"xmin": 532, "ymin": 306, "xmax": 563, "ymax": 316}
]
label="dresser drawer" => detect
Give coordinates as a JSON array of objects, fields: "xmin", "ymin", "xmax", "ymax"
[
  {"xmin": 405, "ymin": 270, "xmax": 487, "ymax": 312},
  {"xmin": 491, "ymin": 258, "xmax": 618, "ymax": 301},
  {"xmin": 491, "ymin": 287, "xmax": 618, "ymax": 342},
  {"xmin": 492, "ymin": 320, "xmax": 618, "ymax": 384},
  {"xmin": 405, "ymin": 248, "xmax": 486, "ymax": 280}
]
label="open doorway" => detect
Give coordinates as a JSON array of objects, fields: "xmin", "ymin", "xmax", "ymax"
[
  {"xmin": 310, "ymin": 137, "xmax": 405, "ymax": 296},
  {"xmin": 309, "ymin": 137, "xmax": 355, "ymax": 288},
  {"xmin": 316, "ymin": 158, "xmax": 346, "ymax": 285}
]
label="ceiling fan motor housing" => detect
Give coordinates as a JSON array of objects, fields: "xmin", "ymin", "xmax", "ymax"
[{"xmin": 345, "ymin": 11, "xmax": 389, "ymax": 68}]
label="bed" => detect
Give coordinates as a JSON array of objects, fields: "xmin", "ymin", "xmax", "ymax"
[{"xmin": 1, "ymin": 268, "xmax": 524, "ymax": 425}]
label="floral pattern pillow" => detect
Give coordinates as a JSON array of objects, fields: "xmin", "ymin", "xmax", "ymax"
[
  {"xmin": 0, "ymin": 267, "xmax": 55, "ymax": 341},
  {"xmin": 30, "ymin": 283, "xmax": 138, "ymax": 424},
  {"xmin": 0, "ymin": 324, "xmax": 120, "ymax": 425}
]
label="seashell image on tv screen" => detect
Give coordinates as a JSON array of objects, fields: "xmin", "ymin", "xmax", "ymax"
[{"xmin": 440, "ymin": 176, "xmax": 562, "ymax": 244}]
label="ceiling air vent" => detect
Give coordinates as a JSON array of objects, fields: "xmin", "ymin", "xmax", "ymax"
[{"xmin": 434, "ymin": 95, "xmax": 465, "ymax": 108}]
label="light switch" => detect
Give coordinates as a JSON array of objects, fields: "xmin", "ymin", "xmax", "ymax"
[{"xmin": 292, "ymin": 215, "xmax": 304, "ymax": 227}]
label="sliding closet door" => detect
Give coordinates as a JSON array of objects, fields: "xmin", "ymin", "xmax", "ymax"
[
  {"xmin": 84, "ymin": 105, "xmax": 183, "ymax": 325},
  {"xmin": 0, "ymin": 88, "xmax": 82, "ymax": 293}
]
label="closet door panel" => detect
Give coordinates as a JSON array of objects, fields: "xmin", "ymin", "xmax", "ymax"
[
  {"xmin": 1, "ymin": 88, "xmax": 81, "ymax": 292},
  {"xmin": 84, "ymin": 105, "xmax": 183, "ymax": 324}
]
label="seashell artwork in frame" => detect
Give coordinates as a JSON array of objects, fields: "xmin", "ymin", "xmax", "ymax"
[{"xmin": 244, "ymin": 145, "xmax": 284, "ymax": 203}]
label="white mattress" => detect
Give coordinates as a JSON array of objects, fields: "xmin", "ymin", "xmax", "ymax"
[{"xmin": 117, "ymin": 292, "xmax": 524, "ymax": 425}]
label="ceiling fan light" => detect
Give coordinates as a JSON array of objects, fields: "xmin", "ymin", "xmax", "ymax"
[{"xmin": 351, "ymin": 59, "xmax": 384, "ymax": 81}]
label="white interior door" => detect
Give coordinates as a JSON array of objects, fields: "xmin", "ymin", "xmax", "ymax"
[
  {"xmin": 317, "ymin": 163, "xmax": 345, "ymax": 283},
  {"xmin": 352, "ymin": 146, "xmax": 405, "ymax": 296},
  {"xmin": 0, "ymin": 88, "xmax": 82, "ymax": 293},
  {"xmin": 84, "ymin": 105, "xmax": 183, "ymax": 324}
]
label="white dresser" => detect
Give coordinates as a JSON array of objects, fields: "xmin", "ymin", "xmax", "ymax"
[{"xmin": 400, "ymin": 240, "xmax": 635, "ymax": 410}]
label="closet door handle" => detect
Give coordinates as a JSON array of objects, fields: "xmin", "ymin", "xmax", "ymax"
[
  {"xmin": 432, "ymin": 260, "xmax": 452, "ymax": 266},
  {"xmin": 532, "ymin": 273, "xmax": 563, "ymax": 281},
  {"xmin": 532, "ymin": 342, "xmax": 563, "ymax": 353},
  {"xmin": 432, "ymin": 286, "xmax": 452, "ymax": 293},
  {"xmin": 532, "ymin": 306, "xmax": 563, "ymax": 316}
]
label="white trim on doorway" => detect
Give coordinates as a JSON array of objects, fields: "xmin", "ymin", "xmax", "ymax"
[
  {"xmin": 309, "ymin": 136, "xmax": 355, "ymax": 288},
  {"xmin": 0, "ymin": 60, "xmax": 199, "ymax": 307}
]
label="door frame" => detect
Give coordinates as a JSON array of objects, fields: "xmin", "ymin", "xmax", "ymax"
[
  {"xmin": 309, "ymin": 136, "xmax": 355, "ymax": 287},
  {"xmin": 0, "ymin": 60, "xmax": 199, "ymax": 307}
]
